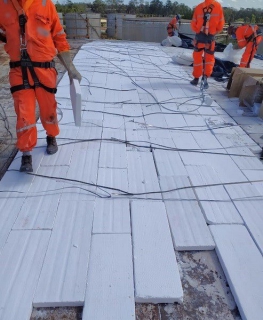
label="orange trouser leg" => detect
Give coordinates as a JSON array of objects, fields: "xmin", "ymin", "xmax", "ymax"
[
  {"xmin": 204, "ymin": 53, "xmax": 215, "ymax": 77},
  {"xmin": 34, "ymin": 68, "xmax": 59, "ymax": 138},
  {"xmin": 240, "ymin": 42, "xmax": 255, "ymax": 68},
  {"xmin": 204, "ymin": 42, "xmax": 215, "ymax": 77},
  {"xmin": 12, "ymin": 88, "xmax": 37, "ymax": 152},
  {"xmin": 193, "ymin": 42, "xmax": 215, "ymax": 78},
  {"xmin": 9, "ymin": 67, "xmax": 59, "ymax": 152},
  {"xmin": 192, "ymin": 45, "xmax": 204, "ymax": 78},
  {"xmin": 36, "ymin": 86, "xmax": 59, "ymax": 138}
]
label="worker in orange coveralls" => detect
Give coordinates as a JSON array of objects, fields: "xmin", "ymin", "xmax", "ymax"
[
  {"xmin": 190, "ymin": 0, "xmax": 225, "ymax": 89},
  {"xmin": 167, "ymin": 14, "xmax": 181, "ymax": 37},
  {"xmin": 227, "ymin": 24, "xmax": 262, "ymax": 68},
  {"xmin": 0, "ymin": 0, "xmax": 81, "ymax": 172}
]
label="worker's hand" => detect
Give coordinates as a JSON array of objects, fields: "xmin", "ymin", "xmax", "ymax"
[
  {"xmin": 68, "ymin": 64, "xmax": 82, "ymax": 83},
  {"xmin": 233, "ymin": 43, "xmax": 239, "ymax": 50},
  {"xmin": 57, "ymin": 51, "xmax": 82, "ymax": 83}
]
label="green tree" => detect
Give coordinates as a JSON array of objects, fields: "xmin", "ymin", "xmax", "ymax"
[
  {"xmin": 149, "ymin": 0, "xmax": 163, "ymax": 15},
  {"xmin": 251, "ymin": 13, "xmax": 256, "ymax": 23},
  {"xmin": 127, "ymin": 0, "xmax": 136, "ymax": 13},
  {"xmin": 164, "ymin": 0, "xmax": 173, "ymax": 16},
  {"xmin": 91, "ymin": 0, "xmax": 106, "ymax": 14},
  {"xmin": 223, "ymin": 7, "xmax": 237, "ymax": 25},
  {"xmin": 177, "ymin": 3, "xmax": 192, "ymax": 19}
]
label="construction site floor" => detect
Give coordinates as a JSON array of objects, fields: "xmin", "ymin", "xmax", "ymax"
[{"xmin": 1, "ymin": 40, "xmax": 263, "ymax": 320}]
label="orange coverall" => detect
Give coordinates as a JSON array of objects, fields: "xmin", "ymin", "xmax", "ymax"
[
  {"xmin": 167, "ymin": 17, "xmax": 179, "ymax": 37},
  {"xmin": 235, "ymin": 25, "xmax": 262, "ymax": 68},
  {"xmin": 191, "ymin": 0, "xmax": 225, "ymax": 78},
  {"xmin": 0, "ymin": 0, "xmax": 70, "ymax": 152}
]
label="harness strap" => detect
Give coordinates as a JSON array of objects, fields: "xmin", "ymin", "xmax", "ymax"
[
  {"xmin": 202, "ymin": 2, "xmax": 215, "ymax": 35},
  {"xmin": 10, "ymin": 0, "xmax": 25, "ymax": 16},
  {"xmin": 193, "ymin": 43, "xmax": 215, "ymax": 55},
  {"xmin": 205, "ymin": 47, "xmax": 215, "ymax": 55},
  {"xmin": 11, "ymin": 83, "xmax": 57, "ymax": 94},
  {"xmin": 10, "ymin": 61, "xmax": 56, "ymax": 68},
  {"xmin": 9, "ymin": 0, "xmax": 57, "ymax": 95},
  {"xmin": 10, "ymin": 51, "xmax": 57, "ymax": 94}
]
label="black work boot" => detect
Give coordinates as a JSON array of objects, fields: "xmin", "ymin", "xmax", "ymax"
[
  {"xmin": 190, "ymin": 78, "xmax": 199, "ymax": 86},
  {"xmin": 20, "ymin": 155, "xmax": 33, "ymax": 172},
  {"xmin": 260, "ymin": 148, "xmax": 263, "ymax": 160},
  {"xmin": 46, "ymin": 136, "xmax": 58, "ymax": 155},
  {"xmin": 202, "ymin": 76, "xmax": 209, "ymax": 89}
]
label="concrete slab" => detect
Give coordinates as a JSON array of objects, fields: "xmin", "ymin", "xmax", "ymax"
[
  {"xmin": 33, "ymin": 200, "xmax": 94, "ymax": 307},
  {"xmin": 180, "ymin": 151, "xmax": 247, "ymax": 184},
  {"xmin": 171, "ymin": 131, "xmax": 201, "ymax": 150},
  {"xmin": 131, "ymin": 200, "xmax": 183, "ymax": 303},
  {"xmin": 99, "ymin": 142, "xmax": 127, "ymax": 168},
  {"xmin": 97, "ymin": 167, "xmax": 129, "ymax": 195},
  {"xmin": 153, "ymin": 149, "xmax": 188, "ymax": 177},
  {"xmin": 165, "ymin": 200, "xmax": 215, "ymax": 250},
  {"xmin": 127, "ymin": 150, "xmax": 160, "ymax": 199},
  {"xmin": 82, "ymin": 234, "xmax": 135, "ymax": 320},
  {"xmin": 92, "ymin": 198, "xmax": 130, "ymax": 234},
  {"xmin": 0, "ymin": 197, "xmax": 25, "ymax": 251},
  {"xmin": 159, "ymin": 175, "xmax": 196, "ymax": 201},
  {"xmin": 234, "ymin": 200, "xmax": 263, "ymax": 255},
  {"xmin": 224, "ymin": 182, "xmax": 261, "ymax": 200},
  {"xmin": 210, "ymin": 224, "xmax": 263, "ymax": 320},
  {"xmin": 200, "ymin": 200, "xmax": 243, "ymax": 225},
  {"xmin": 13, "ymin": 194, "xmax": 60, "ymax": 230},
  {"xmin": 102, "ymin": 128, "xmax": 125, "ymax": 140},
  {"xmin": 0, "ymin": 230, "xmax": 50, "ymax": 320}
]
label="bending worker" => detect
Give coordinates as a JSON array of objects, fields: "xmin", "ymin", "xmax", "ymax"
[
  {"xmin": 0, "ymin": 0, "xmax": 81, "ymax": 172},
  {"xmin": 227, "ymin": 24, "xmax": 262, "ymax": 68},
  {"xmin": 190, "ymin": 0, "xmax": 225, "ymax": 89},
  {"xmin": 167, "ymin": 14, "xmax": 181, "ymax": 37}
]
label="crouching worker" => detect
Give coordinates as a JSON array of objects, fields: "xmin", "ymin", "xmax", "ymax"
[
  {"xmin": 0, "ymin": 0, "xmax": 81, "ymax": 172},
  {"xmin": 227, "ymin": 24, "xmax": 262, "ymax": 68},
  {"xmin": 167, "ymin": 14, "xmax": 181, "ymax": 37},
  {"xmin": 190, "ymin": 0, "xmax": 225, "ymax": 89}
]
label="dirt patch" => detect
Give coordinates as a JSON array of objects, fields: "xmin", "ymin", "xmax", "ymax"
[{"xmin": 30, "ymin": 307, "xmax": 82, "ymax": 320}]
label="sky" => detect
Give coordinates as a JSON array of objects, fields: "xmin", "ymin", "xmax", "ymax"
[
  {"xmin": 182, "ymin": 0, "xmax": 263, "ymax": 9},
  {"xmin": 61, "ymin": 0, "xmax": 263, "ymax": 10}
]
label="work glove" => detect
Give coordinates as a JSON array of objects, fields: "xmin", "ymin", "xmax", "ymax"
[
  {"xmin": 233, "ymin": 43, "xmax": 239, "ymax": 50},
  {"xmin": 57, "ymin": 51, "xmax": 82, "ymax": 83}
]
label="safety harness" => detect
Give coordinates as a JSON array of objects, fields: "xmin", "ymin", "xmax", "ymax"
[
  {"xmin": 9, "ymin": 0, "xmax": 57, "ymax": 94},
  {"xmin": 194, "ymin": 2, "xmax": 215, "ymax": 56},
  {"xmin": 245, "ymin": 26, "xmax": 262, "ymax": 68},
  {"xmin": 245, "ymin": 25, "xmax": 262, "ymax": 43},
  {"xmin": 202, "ymin": 3, "xmax": 214, "ymax": 35}
]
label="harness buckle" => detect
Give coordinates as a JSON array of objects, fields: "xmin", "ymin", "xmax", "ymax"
[
  {"xmin": 19, "ymin": 14, "xmax": 27, "ymax": 34},
  {"xmin": 204, "ymin": 13, "xmax": 211, "ymax": 22}
]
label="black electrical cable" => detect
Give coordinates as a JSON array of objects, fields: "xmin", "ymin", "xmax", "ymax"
[
  {"xmin": 21, "ymin": 136, "xmax": 256, "ymax": 158},
  {"xmin": 6, "ymin": 168, "xmax": 263, "ymax": 199}
]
